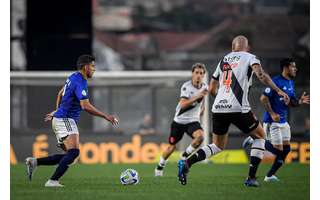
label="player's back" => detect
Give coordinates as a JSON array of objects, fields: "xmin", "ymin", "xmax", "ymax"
[
  {"xmin": 212, "ymin": 51, "xmax": 260, "ymax": 113},
  {"xmin": 54, "ymin": 72, "xmax": 88, "ymax": 122}
]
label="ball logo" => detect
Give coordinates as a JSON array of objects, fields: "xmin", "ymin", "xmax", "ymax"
[
  {"xmin": 265, "ymin": 88, "xmax": 271, "ymax": 94},
  {"xmin": 82, "ymin": 90, "xmax": 87, "ymax": 96}
]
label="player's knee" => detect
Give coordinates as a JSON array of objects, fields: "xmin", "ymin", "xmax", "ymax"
[
  {"xmin": 250, "ymin": 126, "xmax": 265, "ymax": 140},
  {"xmin": 66, "ymin": 148, "xmax": 80, "ymax": 165},
  {"xmin": 194, "ymin": 135, "xmax": 204, "ymax": 145}
]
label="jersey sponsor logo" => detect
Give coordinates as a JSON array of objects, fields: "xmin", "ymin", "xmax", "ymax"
[
  {"xmin": 215, "ymin": 104, "xmax": 232, "ymax": 109},
  {"xmin": 223, "ymin": 55, "xmax": 240, "ymax": 63},
  {"xmin": 82, "ymin": 90, "xmax": 87, "ymax": 96},
  {"xmin": 219, "ymin": 99, "xmax": 228, "ymax": 104},
  {"xmin": 215, "ymin": 99, "xmax": 232, "ymax": 109}
]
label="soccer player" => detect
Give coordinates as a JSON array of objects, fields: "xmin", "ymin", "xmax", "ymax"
[
  {"xmin": 154, "ymin": 63, "xmax": 208, "ymax": 177},
  {"xmin": 177, "ymin": 35, "xmax": 290, "ymax": 187},
  {"xmin": 242, "ymin": 58, "xmax": 309, "ymax": 182},
  {"xmin": 25, "ymin": 55, "xmax": 119, "ymax": 187}
]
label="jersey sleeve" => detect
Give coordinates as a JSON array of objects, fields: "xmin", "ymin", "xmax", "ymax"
[
  {"xmin": 263, "ymin": 87, "xmax": 274, "ymax": 98},
  {"xmin": 249, "ymin": 55, "xmax": 261, "ymax": 66},
  {"xmin": 75, "ymin": 82, "xmax": 89, "ymax": 101},
  {"xmin": 180, "ymin": 84, "xmax": 190, "ymax": 99},
  {"xmin": 212, "ymin": 61, "xmax": 221, "ymax": 80}
]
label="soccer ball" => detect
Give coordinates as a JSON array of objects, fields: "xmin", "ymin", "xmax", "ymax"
[{"xmin": 120, "ymin": 169, "xmax": 139, "ymax": 185}]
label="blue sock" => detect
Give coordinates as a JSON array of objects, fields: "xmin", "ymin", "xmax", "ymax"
[
  {"xmin": 282, "ymin": 145, "xmax": 291, "ymax": 160},
  {"xmin": 37, "ymin": 154, "xmax": 65, "ymax": 166},
  {"xmin": 265, "ymin": 140, "xmax": 278, "ymax": 155},
  {"xmin": 50, "ymin": 149, "xmax": 80, "ymax": 181},
  {"xmin": 267, "ymin": 148, "xmax": 284, "ymax": 177}
]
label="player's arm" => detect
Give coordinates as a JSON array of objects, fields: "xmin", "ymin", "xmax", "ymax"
[
  {"xmin": 208, "ymin": 78, "xmax": 219, "ymax": 96},
  {"xmin": 289, "ymin": 92, "xmax": 310, "ymax": 107},
  {"xmin": 80, "ymin": 99, "xmax": 119, "ymax": 126},
  {"xmin": 179, "ymin": 89, "xmax": 208, "ymax": 109},
  {"xmin": 44, "ymin": 86, "xmax": 64, "ymax": 122},
  {"xmin": 251, "ymin": 64, "xmax": 290, "ymax": 104},
  {"xmin": 200, "ymin": 100, "xmax": 205, "ymax": 116},
  {"xmin": 260, "ymin": 94, "xmax": 280, "ymax": 122},
  {"xmin": 56, "ymin": 87, "xmax": 64, "ymax": 109}
]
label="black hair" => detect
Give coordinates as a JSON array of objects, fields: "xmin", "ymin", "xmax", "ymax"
[
  {"xmin": 77, "ymin": 55, "xmax": 95, "ymax": 70},
  {"xmin": 280, "ymin": 58, "xmax": 294, "ymax": 71}
]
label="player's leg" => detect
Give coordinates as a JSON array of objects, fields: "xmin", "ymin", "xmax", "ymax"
[
  {"xmin": 234, "ymin": 111, "xmax": 264, "ymax": 187},
  {"xmin": 155, "ymin": 121, "xmax": 184, "ymax": 176},
  {"xmin": 181, "ymin": 123, "xmax": 204, "ymax": 159},
  {"xmin": 187, "ymin": 133, "xmax": 225, "ymax": 167},
  {"xmin": 44, "ymin": 118, "xmax": 80, "ymax": 187},
  {"xmin": 177, "ymin": 113, "xmax": 227, "ymax": 185},
  {"xmin": 242, "ymin": 123, "xmax": 283, "ymax": 155},
  {"xmin": 26, "ymin": 118, "xmax": 68, "ymax": 181},
  {"xmin": 265, "ymin": 122, "xmax": 291, "ymax": 182},
  {"xmin": 155, "ymin": 144, "xmax": 176, "ymax": 176},
  {"xmin": 45, "ymin": 133, "xmax": 80, "ymax": 187},
  {"xmin": 245, "ymin": 123, "xmax": 265, "ymax": 186}
]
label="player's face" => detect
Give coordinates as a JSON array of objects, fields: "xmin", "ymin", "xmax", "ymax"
[
  {"xmin": 287, "ymin": 62, "xmax": 297, "ymax": 79},
  {"xmin": 192, "ymin": 68, "xmax": 205, "ymax": 85},
  {"xmin": 86, "ymin": 63, "xmax": 96, "ymax": 78}
]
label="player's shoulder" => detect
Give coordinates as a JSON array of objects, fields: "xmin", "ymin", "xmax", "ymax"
[
  {"xmin": 202, "ymin": 82, "xmax": 208, "ymax": 89},
  {"xmin": 272, "ymin": 75, "xmax": 282, "ymax": 81},
  {"xmin": 181, "ymin": 80, "xmax": 192, "ymax": 88}
]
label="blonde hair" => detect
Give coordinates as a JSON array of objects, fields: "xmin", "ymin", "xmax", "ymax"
[{"xmin": 232, "ymin": 35, "xmax": 249, "ymax": 52}]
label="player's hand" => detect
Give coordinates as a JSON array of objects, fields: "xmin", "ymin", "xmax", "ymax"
[
  {"xmin": 44, "ymin": 110, "xmax": 56, "ymax": 122},
  {"xmin": 270, "ymin": 112, "xmax": 280, "ymax": 122},
  {"xmin": 105, "ymin": 115, "xmax": 119, "ymax": 127},
  {"xmin": 277, "ymin": 90, "xmax": 290, "ymax": 105},
  {"xmin": 299, "ymin": 92, "xmax": 310, "ymax": 105},
  {"xmin": 198, "ymin": 89, "xmax": 208, "ymax": 99}
]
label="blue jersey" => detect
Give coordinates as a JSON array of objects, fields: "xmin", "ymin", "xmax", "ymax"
[
  {"xmin": 262, "ymin": 75, "xmax": 297, "ymax": 124},
  {"xmin": 54, "ymin": 72, "xmax": 89, "ymax": 122}
]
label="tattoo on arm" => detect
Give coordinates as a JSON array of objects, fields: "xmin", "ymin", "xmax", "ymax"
[
  {"xmin": 252, "ymin": 64, "xmax": 280, "ymax": 93},
  {"xmin": 260, "ymin": 95, "xmax": 274, "ymax": 114}
]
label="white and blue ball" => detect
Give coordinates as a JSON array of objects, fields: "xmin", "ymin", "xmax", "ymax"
[{"xmin": 120, "ymin": 169, "xmax": 139, "ymax": 185}]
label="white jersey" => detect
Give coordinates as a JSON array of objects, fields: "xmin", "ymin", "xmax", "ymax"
[
  {"xmin": 174, "ymin": 80, "xmax": 208, "ymax": 124},
  {"xmin": 211, "ymin": 51, "xmax": 261, "ymax": 113}
]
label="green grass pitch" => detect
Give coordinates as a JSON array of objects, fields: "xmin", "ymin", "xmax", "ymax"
[{"xmin": 11, "ymin": 163, "xmax": 309, "ymax": 200}]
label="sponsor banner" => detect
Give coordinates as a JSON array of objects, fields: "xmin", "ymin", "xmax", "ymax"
[{"xmin": 10, "ymin": 133, "xmax": 309, "ymax": 164}]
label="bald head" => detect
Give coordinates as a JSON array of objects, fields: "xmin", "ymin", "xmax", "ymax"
[{"xmin": 232, "ymin": 35, "xmax": 249, "ymax": 52}]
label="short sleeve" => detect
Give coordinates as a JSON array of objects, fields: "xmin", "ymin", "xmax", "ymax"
[
  {"xmin": 212, "ymin": 61, "xmax": 221, "ymax": 80},
  {"xmin": 75, "ymin": 82, "xmax": 89, "ymax": 101},
  {"xmin": 249, "ymin": 55, "xmax": 261, "ymax": 66},
  {"xmin": 180, "ymin": 84, "xmax": 190, "ymax": 99}
]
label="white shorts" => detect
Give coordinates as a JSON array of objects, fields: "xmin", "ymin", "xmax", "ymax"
[
  {"xmin": 263, "ymin": 122, "xmax": 291, "ymax": 145},
  {"xmin": 52, "ymin": 117, "xmax": 79, "ymax": 143}
]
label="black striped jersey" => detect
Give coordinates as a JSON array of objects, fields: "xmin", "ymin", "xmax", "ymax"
[
  {"xmin": 174, "ymin": 80, "xmax": 208, "ymax": 124},
  {"xmin": 211, "ymin": 51, "xmax": 261, "ymax": 113}
]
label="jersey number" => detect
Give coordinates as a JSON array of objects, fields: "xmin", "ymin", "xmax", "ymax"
[
  {"xmin": 223, "ymin": 69, "xmax": 232, "ymax": 92},
  {"xmin": 62, "ymin": 79, "xmax": 71, "ymax": 96}
]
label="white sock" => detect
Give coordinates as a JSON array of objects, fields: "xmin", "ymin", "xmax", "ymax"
[
  {"xmin": 250, "ymin": 139, "xmax": 265, "ymax": 159},
  {"xmin": 158, "ymin": 156, "xmax": 166, "ymax": 167},
  {"xmin": 185, "ymin": 144, "xmax": 196, "ymax": 154},
  {"xmin": 202, "ymin": 143, "xmax": 222, "ymax": 159}
]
